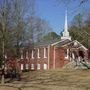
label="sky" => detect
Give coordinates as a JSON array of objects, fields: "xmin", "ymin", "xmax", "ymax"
[{"xmin": 35, "ymin": 0, "xmax": 90, "ymax": 35}]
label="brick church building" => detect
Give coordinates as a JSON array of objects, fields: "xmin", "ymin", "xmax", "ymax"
[
  {"xmin": 17, "ymin": 10, "xmax": 88, "ymax": 71},
  {"xmin": 5, "ymin": 11, "xmax": 89, "ymax": 71}
]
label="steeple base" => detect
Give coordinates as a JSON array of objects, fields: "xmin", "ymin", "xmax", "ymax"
[{"xmin": 61, "ymin": 36, "xmax": 71, "ymax": 41}]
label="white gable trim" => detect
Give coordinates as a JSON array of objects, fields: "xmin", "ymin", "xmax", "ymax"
[
  {"xmin": 51, "ymin": 40, "xmax": 66, "ymax": 46},
  {"xmin": 75, "ymin": 40, "xmax": 88, "ymax": 50},
  {"xmin": 62, "ymin": 40, "xmax": 88, "ymax": 50}
]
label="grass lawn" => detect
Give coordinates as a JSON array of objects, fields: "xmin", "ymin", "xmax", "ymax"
[{"xmin": 0, "ymin": 69, "xmax": 90, "ymax": 90}]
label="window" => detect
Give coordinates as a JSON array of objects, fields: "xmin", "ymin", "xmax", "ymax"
[
  {"xmin": 31, "ymin": 50, "xmax": 34, "ymax": 59},
  {"xmin": 44, "ymin": 64, "xmax": 47, "ymax": 70},
  {"xmin": 21, "ymin": 64, "xmax": 24, "ymax": 70},
  {"xmin": 65, "ymin": 49, "xmax": 69, "ymax": 59},
  {"xmin": 26, "ymin": 63, "xmax": 29, "ymax": 70},
  {"xmin": 21, "ymin": 54, "xmax": 23, "ymax": 59},
  {"xmin": 20, "ymin": 49, "xmax": 24, "ymax": 59},
  {"xmin": 37, "ymin": 64, "xmax": 40, "ymax": 70},
  {"xmin": 31, "ymin": 64, "xmax": 34, "ymax": 70},
  {"xmin": 26, "ymin": 51, "xmax": 29, "ymax": 59},
  {"xmin": 37, "ymin": 48, "xmax": 40, "ymax": 58},
  {"xmin": 44, "ymin": 48, "xmax": 47, "ymax": 58}
]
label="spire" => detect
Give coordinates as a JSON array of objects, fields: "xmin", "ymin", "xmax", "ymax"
[
  {"xmin": 65, "ymin": 10, "xmax": 68, "ymax": 32},
  {"xmin": 61, "ymin": 10, "xmax": 71, "ymax": 40}
]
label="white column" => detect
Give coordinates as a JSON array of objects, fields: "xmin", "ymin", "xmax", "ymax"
[{"xmin": 72, "ymin": 53, "xmax": 75, "ymax": 60}]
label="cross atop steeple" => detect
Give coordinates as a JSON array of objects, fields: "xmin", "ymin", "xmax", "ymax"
[{"xmin": 61, "ymin": 10, "xmax": 71, "ymax": 40}]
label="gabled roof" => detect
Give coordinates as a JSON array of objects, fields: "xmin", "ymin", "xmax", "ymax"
[
  {"xmin": 57, "ymin": 40, "xmax": 88, "ymax": 50},
  {"xmin": 51, "ymin": 39, "xmax": 71, "ymax": 46}
]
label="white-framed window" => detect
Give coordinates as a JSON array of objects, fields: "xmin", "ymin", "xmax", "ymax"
[
  {"xmin": 26, "ymin": 63, "xmax": 29, "ymax": 70},
  {"xmin": 37, "ymin": 63, "xmax": 40, "ymax": 70},
  {"xmin": 37, "ymin": 48, "xmax": 40, "ymax": 58},
  {"xmin": 26, "ymin": 51, "xmax": 29, "ymax": 59},
  {"xmin": 65, "ymin": 49, "xmax": 69, "ymax": 59},
  {"xmin": 44, "ymin": 64, "xmax": 47, "ymax": 70},
  {"xmin": 31, "ymin": 64, "xmax": 34, "ymax": 70},
  {"xmin": 5, "ymin": 54, "xmax": 7, "ymax": 59},
  {"xmin": 31, "ymin": 50, "xmax": 34, "ymax": 59},
  {"xmin": 21, "ymin": 49, "xmax": 24, "ymax": 59},
  {"xmin": 21, "ymin": 54, "xmax": 24, "ymax": 59},
  {"xmin": 21, "ymin": 64, "xmax": 24, "ymax": 70},
  {"xmin": 44, "ymin": 48, "xmax": 47, "ymax": 58}
]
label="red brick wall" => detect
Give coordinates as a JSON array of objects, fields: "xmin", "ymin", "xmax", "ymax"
[
  {"xmin": 29, "ymin": 47, "xmax": 48, "ymax": 70},
  {"xmin": 55, "ymin": 47, "xmax": 65, "ymax": 68},
  {"xmin": 49, "ymin": 46, "xmax": 54, "ymax": 69}
]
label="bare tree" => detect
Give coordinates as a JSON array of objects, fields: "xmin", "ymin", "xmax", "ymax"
[
  {"xmin": 0, "ymin": 0, "xmax": 36, "ymax": 84},
  {"xmin": 0, "ymin": 0, "xmax": 12, "ymax": 84},
  {"xmin": 10, "ymin": 0, "xmax": 36, "ymax": 57}
]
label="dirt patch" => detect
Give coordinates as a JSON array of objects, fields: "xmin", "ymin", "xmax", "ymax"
[{"xmin": 0, "ymin": 86, "xmax": 18, "ymax": 90}]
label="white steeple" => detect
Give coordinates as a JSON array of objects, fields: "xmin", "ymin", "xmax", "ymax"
[{"xmin": 61, "ymin": 10, "xmax": 71, "ymax": 40}]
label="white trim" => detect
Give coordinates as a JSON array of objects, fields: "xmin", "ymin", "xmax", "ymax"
[
  {"xmin": 65, "ymin": 49, "xmax": 69, "ymax": 59},
  {"xmin": 51, "ymin": 40, "xmax": 65, "ymax": 46},
  {"xmin": 62, "ymin": 40, "xmax": 88, "ymax": 50},
  {"xmin": 5, "ymin": 54, "xmax": 7, "ymax": 59},
  {"xmin": 37, "ymin": 63, "xmax": 40, "ymax": 70},
  {"xmin": 72, "ymin": 52, "xmax": 75, "ymax": 60},
  {"xmin": 44, "ymin": 63, "xmax": 47, "ymax": 70},
  {"xmin": 26, "ymin": 51, "xmax": 29, "ymax": 59},
  {"xmin": 31, "ymin": 50, "xmax": 34, "ymax": 59},
  {"xmin": 21, "ymin": 64, "xmax": 24, "ymax": 70},
  {"xmin": 21, "ymin": 49, "xmax": 24, "ymax": 59},
  {"xmin": 37, "ymin": 48, "xmax": 40, "ymax": 58},
  {"xmin": 26, "ymin": 63, "xmax": 29, "ymax": 70},
  {"xmin": 75, "ymin": 40, "xmax": 88, "ymax": 50},
  {"xmin": 44, "ymin": 47, "xmax": 47, "ymax": 58},
  {"xmin": 31, "ymin": 64, "xmax": 34, "ymax": 70},
  {"xmin": 21, "ymin": 54, "xmax": 24, "ymax": 59}
]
